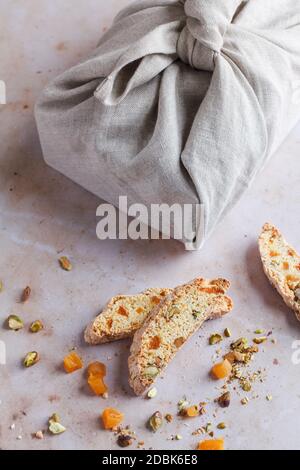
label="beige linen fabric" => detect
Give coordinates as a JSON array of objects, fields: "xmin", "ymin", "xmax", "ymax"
[{"xmin": 35, "ymin": 0, "xmax": 300, "ymax": 248}]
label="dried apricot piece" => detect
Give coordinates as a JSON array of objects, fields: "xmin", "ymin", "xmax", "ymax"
[
  {"xmin": 88, "ymin": 374, "xmax": 108, "ymax": 396},
  {"xmin": 185, "ymin": 405, "xmax": 199, "ymax": 417},
  {"xmin": 101, "ymin": 408, "xmax": 124, "ymax": 430},
  {"xmin": 197, "ymin": 439, "xmax": 224, "ymax": 451},
  {"xmin": 87, "ymin": 361, "xmax": 106, "ymax": 377},
  {"xmin": 149, "ymin": 336, "xmax": 161, "ymax": 350},
  {"xmin": 87, "ymin": 361, "xmax": 108, "ymax": 396},
  {"xmin": 63, "ymin": 352, "xmax": 83, "ymax": 373},
  {"xmin": 286, "ymin": 275, "xmax": 299, "ymax": 283},
  {"xmin": 118, "ymin": 306, "xmax": 128, "ymax": 317},
  {"xmin": 211, "ymin": 359, "xmax": 232, "ymax": 380}
]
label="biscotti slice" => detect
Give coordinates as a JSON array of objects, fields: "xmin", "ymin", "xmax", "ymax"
[
  {"xmin": 84, "ymin": 288, "xmax": 172, "ymax": 344},
  {"xmin": 128, "ymin": 278, "xmax": 233, "ymax": 395},
  {"xmin": 259, "ymin": 223, "xmax": 300, "ymax": 321}
]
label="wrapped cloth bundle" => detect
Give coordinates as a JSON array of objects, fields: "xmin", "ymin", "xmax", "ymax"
[{"xmin": 35, "ymin": 0, "xmax": 300, "ymax": 249}]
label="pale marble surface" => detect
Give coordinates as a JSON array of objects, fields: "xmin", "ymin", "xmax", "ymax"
[{"xmin": 1, "ymin": 0, "xmax": 300, "ymax": 450}]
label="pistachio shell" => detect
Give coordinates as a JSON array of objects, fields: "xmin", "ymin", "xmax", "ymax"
[
  {"xmin": 178, "ymin": 398, "xmax": 190, "ymax": 412},
  {"xmin": 49, "ymin": 421, "xmax": 66, "ymax": 435},
  {"xmin": 147, "ymin": 387, "xmax": 157, "ymax": 399},
  {"xmin": 231, "ymin": 337, "xmax": 248, "ymax": 351},
  {"xmin": 241, "ymin": 381, "xmax": 252, "ymax": 392},
  {"xmin": 217, "ymin": 422, "xmax": 226, "ymax": 430},
  {"xmin": 148, "ymin": 411, "xmax": 163, "ymax": 432},
  {"xmin": 29, "ymin": 320, "xmax": 44, "ymax": 333},
  {"xmin": 50, "ymin": 413, "xmax": 60, "ymax": 423},
  {"xmin": 224, "ymin": 328, "xmax": 231, "ymax": 337},
  {"xmin": 23, "ymin": 351, "xmax": 40, "ymax": 367},
  {"xmin": 7, "ymin": 315, "xmax": 24, "ymax": 331},
  {"xmin": 253, "ymin": 336, "xmax": 267, "ymax": 344},
  {"xmin": 209, "ymin": 334, "xmax": 222, "ymax": 345},
  {"xmin": 59, "ymin": 256, "xmax": 72, "ymax": 271}
]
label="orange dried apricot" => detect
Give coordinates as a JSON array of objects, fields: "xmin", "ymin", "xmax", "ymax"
[
  {"xmin": 63, "ymin": 352, "xmax": 83, "ymax": 373},
  {"xmin": 197, "ymin": 438, "xmax": 224, "ymax": 451},
  {"xmin": 149, "ymin": 335, "xmax": 161, "ymax": 350},
  {"xmin": 211, "ymin": 359, "xmax": 232, "ymax": 380},
  {"xmin": 118, "ymin": 306, "xmax": 128, "ymax": 317},
  {"xmin": 87, "ymin": 361, "xmax": 106, "ymax": 377},
  {"xmin": 286, "ymin": 275, "xmax": 299, "ymax": 282},
  {"xmin": 185, "ymin": 405, "xmax": 199, "ymax": 417},
  {"xmin": 101, "ymin": 408, "xmax": 124, "ymax": 430},
  {"xmin": 88, "ymin": 374, "xmax": 108, "ymax": 396},
  {"xmin": 283, "ymin": 262, "xmax": 289, "ymax": 270},
  {"xmin": 87, "ymin": 361, "xmax": 108, "ymax": 396}
]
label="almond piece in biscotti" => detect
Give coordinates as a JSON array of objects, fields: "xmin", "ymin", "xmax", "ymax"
[
  {"xmin": 259, "ymin": 223, "xmax": 300, "ymax": 321},
  {"xmin": 128, "ymin": 278, "xmax": 233, "ymax": 396}
]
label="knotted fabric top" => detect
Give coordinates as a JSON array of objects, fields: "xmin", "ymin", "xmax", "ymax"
[
  {"xmin": 177, "ymin": 0, "xmax": 243, "ymax": 70},
  {"xmin": 94, "ymin": 0, "xmax": 247, "ymax": 104}
]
